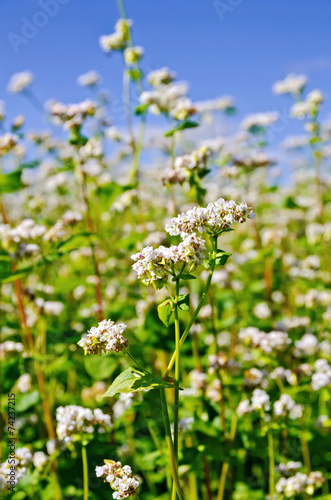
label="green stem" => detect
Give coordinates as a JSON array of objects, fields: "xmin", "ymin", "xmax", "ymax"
[
  {"xmin": 147, "ymin": 421, "xmax": 172, "ymax": 490},
  {"xmin": 172, "ymin": 279, "xmax": 181, "ymax": 500},
  {"xmin": 129, "ymin": 113, "xmax": 146, "ymax": 185},
  {"xmin": 163, "ymin": 237, "xmax": 217, "ymax": 379},
  {"xmin": 159, "ymin": 388, "xmax": 185, "ymax": 500},
  {"xmin": 126, "ymin": 352, "xmax": 151, "ymax": 374},
  {"xmin": 268, "ymin": 428, "xmax": 275, "ymax": 498},
  {"xmin": 216, "ymin": 413, "xmax": 237, "ymax": 500},
  {"xmin": 82, "ymin": 443, "xmax": 89, "ymax": 500}
]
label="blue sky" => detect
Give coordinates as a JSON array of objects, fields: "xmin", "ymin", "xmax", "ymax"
[{"xmin": 1, "ymin": 0, "xmax": 331, "ymax": 135}]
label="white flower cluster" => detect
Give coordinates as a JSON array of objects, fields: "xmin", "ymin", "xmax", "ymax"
[
  {"xmin": 147, "ymin": 67, "xmax": 176, "ymax": 87},
  {"xmin": 237, "ymin": 389, "xmax": 270, "ymax": 416},
  {"xmin": 282, "ymin": 134, "xmax": 309, "ymax": 150},
  {"xmin": 0, "ymin": 133, "xmax": 19, "ymax": 156},
  {"xmin": 95, "ymin": 460, "xmax": 140, "ymax": 499},
  {"xmin": 306, "ymin": 222, "xmax": 331, "ymax": 244},
  {"xmin": 195, "ymin": 96, "xmax": 235, "ymax": 114},
  {"xmin": 32, "ymin": 451, "xmax": 48, "ymax": 470},
  {"xmin": 0, "ymin": 447, "xmax": 32, "ymax": 492},
  {"xmin": 276, "ymin": 471, "xmax": 324, "ymax": 498},
  {"xmin": 244, "ymin": 368, "xmax": 268, "ymax": 389},
  {"xmin": 276, "ymin": 461, "xmax": 302, "ymax": 477},
  {"xmin": 294, "ymin": 333, "xmax": 319, "ymax": 357},
  {"xmin": 17, "ymin": 373, "xmax": 32, "ymax": 393},
  {"xmin": 233, "ymin": 151, "xmax": 275, "ymax": 169},
  {"xmin": 311, "ymin": 359, "xmax": 331, "ymax": 391},
  {"xmin": 272, "ymin": 74, "xmax": 307, "ymax": 96},
  {"xmin": 48, "ymin": 99, "xmax": 97, "ymax": 130},
  {"xmin": 140, "ymin": 82, "xmax": 196, "ymax": 120},
  {"xmin": 56, "ymin": 405, "xmax": 112, "ymax": 442},
  {"xmin": 0, "ymin": 341, "xmax": 24, "ymax": 359},
  {"xmin": 240, "ymin": 112, "xmax": 279, "ymax": 132},
  {"xmin": 291, "ymin": 90, "xmax": 324, "ymax": 119},
  {"xmin": 296, "ymin": 288, "xmax": 331, "ymax": 308},
  {"xmin": 165, "ymin": 198, "xmax": 255, "ymax": 238},
  {"xmin": 238, "ymin": 327, "xmax": 291, "ymax": 353},
  {"xmin": 269, "ymin": 367, "xmax": 298, "ymax": 385},
  {"xmin": 124, "ymin": 46, "xmax": 144, "ymax": 65},
  {"xmin": 78, "ymin": 319, "xmax": 128, "ymax": 355},
  {"xmin": 7, "ymin": 71, "xmax": 34, "ymax": 94},
  {"xmin": 77, "ymin": 70, "xmax": 101, "ymax": 87},
  {"xmin": 113, "ymin": 393, "xmax": 135, "ymax": 419},
  {"xmin": 0, "ymin": 219, "xmax": 46, "ymax": 250},
  {"xmin": 44, "ymin": 210, "xmax": 83, "ymax": 242},
  {"xmin": 274, "ymin": 394, "xmax": 303, "ymax": 419},
  {"xmin": 99, "ymin": 19, "xmax": 132, "ymax": 53},
  {"xmin": 35, "ymin": 299, "xmax": 64, "ymax": 316},
  {"xmin": 131, "ymin": 234, "xmax": 206, "ymax": 285},
  {"xmin": 162, "ymin": 146, "xmax": 211, "ymax": 185}
]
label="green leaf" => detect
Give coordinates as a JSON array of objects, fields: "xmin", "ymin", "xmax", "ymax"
[
  {"xmin": 16, "ymin": 391, "xmax": 40, "ymax": 412},
  {"xmin": 224, "ymin": 106, "xmax": 237, "ymax": 116},
  {"xmin": 134, "ymin": 103, "xmax": 149, "ymax": 116},
  {"xmin": 127, "ymin": 68, "xmax": 143, "ymax": 81},
  {"xmin": 164, "ymin": 120, "xmax": 199, "ymax": 137},
  {"xmin": 56, "ymin": 232, "xmax": 96, "ymax": 252},
  {"xmin": 157, "ymin": 299, "xmax": 173, "ymax": 327},
  {"xmin": 68, "ymin": 129, "xmax": 88, "ymax": 146},
  {"xmin": 177, "ymin": 273, "xmax": 197, "ymax": 281},
  {"xmin": 0, "ymin": 250, "xmax": 72, "ymax": 283},
  {"xmin": 0, "ymin": 169, "xmax": 23, "ymax": 194},
  {"xmin": 177, "ymin": 294, "xmax": 190, "ymax": 311},
  {"xmin": 84, "ymin": 354, "xmax": 118, "ymax": 380},
  {"xmin": 215, "ymin": 250, "xmax": 232, "ymax": 266},
  {"xmin": 96, "ymin": 182, "xmax": 135, "ymax": 210},
  {"xmin": 102, "ymin": 367, "xmax": 174, "ymax": 397}
]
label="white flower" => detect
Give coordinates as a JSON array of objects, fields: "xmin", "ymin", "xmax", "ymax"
[
  {"xmin": 147, "ymin": 67, "xmax": 176, "ymax": 87},
  {"xmin": 56, "ymin": 405, "xmax": 111, "ymax": 442},
  {"xmin": 131, "ymin": 234, "xmax": 206, "ymax": 285},
  {"xmin": 95, "ymin": 459, "xmax": 140, "ymax": 498},
  {"xmin": 272, "ymin": 74, "xmax": 307, "ymax": 96},
  {"xmin": 7, "ymin": 71, "xmax": 34, "ymax": 93},
  {"xmin": 195, "ymin": 96, "xmax": 235, "ymax": 113},
  {"xmin": 307, "ymin": 89, "xmax": 324, "ymax": 105},
  {"xmin": 99, "ymin": 19, "xmax": 132, "ymax": 53},
  {"xmin": 0, "ymin": 341, "xmax": 24, "ymax": 359},
  {"xmin": 253, "ymin": 302, "xmax": 271, "ymax": 319},
  {"xmin": 78, "ymin": 319, "xmax": 128, "ymax": 355},
  {"xmin": 240, "ymin": 112, "xmax": 279, "ymax": 132},
  {"xmin": 0, "ymin": 133, "xmax": 19, "ymax": 156},
  {"xmin": 17, "ymin": 374, "xmax": 31, "ymax": 393},
  {"xmin": 233, "ymin": 151, "xmax": 275, "ymax": 168},
  {"xmin": 139, "ymin": 81, "xmax": 189, "ymax": 116},
  {"xmin": 237, "ymin": 399, "xmax": 251, "ymax": 416},
  {"xmin": 77, "ymin": 70, "xmax": 101, "ymax": 87},
  {"xmin": 274, "ymin": 394, "xmax": 295, "ymax": 416},
  {"xmin": 163, "ymin": 146, "xmax": 211, "ymax": 185},
  {"xmin": 32, "ymin": 451, "xmax": 48, "ymax": 470},
  {"xmin": 276, "ymin": 471, "xmax": 324, "ymax": 497},
  {"xmin": 251, "ymin": 389, "xmax": 270, "ymax": 411},
  {"xmin": 294, "ymin": 334, "xmax": 319, "ymax": 357},
  {"xmin": 165, "ymin": 198, "xmax": 254, "ymax": 238},
  {"xmin": 124, "ymin": 46, "xmax": 144, "ymax": 65},
  {"xmin": 239, "ymin": 327, "xmax": 290, "ymax": 353},
  {"xmin": 48, "ymin": 99, "xmax": 97, "ymax": 130},
  {"xmin": 290, "ymin": 101, "xmax": 312, "ymax": 119}
]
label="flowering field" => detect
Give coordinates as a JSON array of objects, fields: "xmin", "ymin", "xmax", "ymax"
[{"xmin": 1, "ymin": 3, "xmax": 331, "ymax": 500}]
